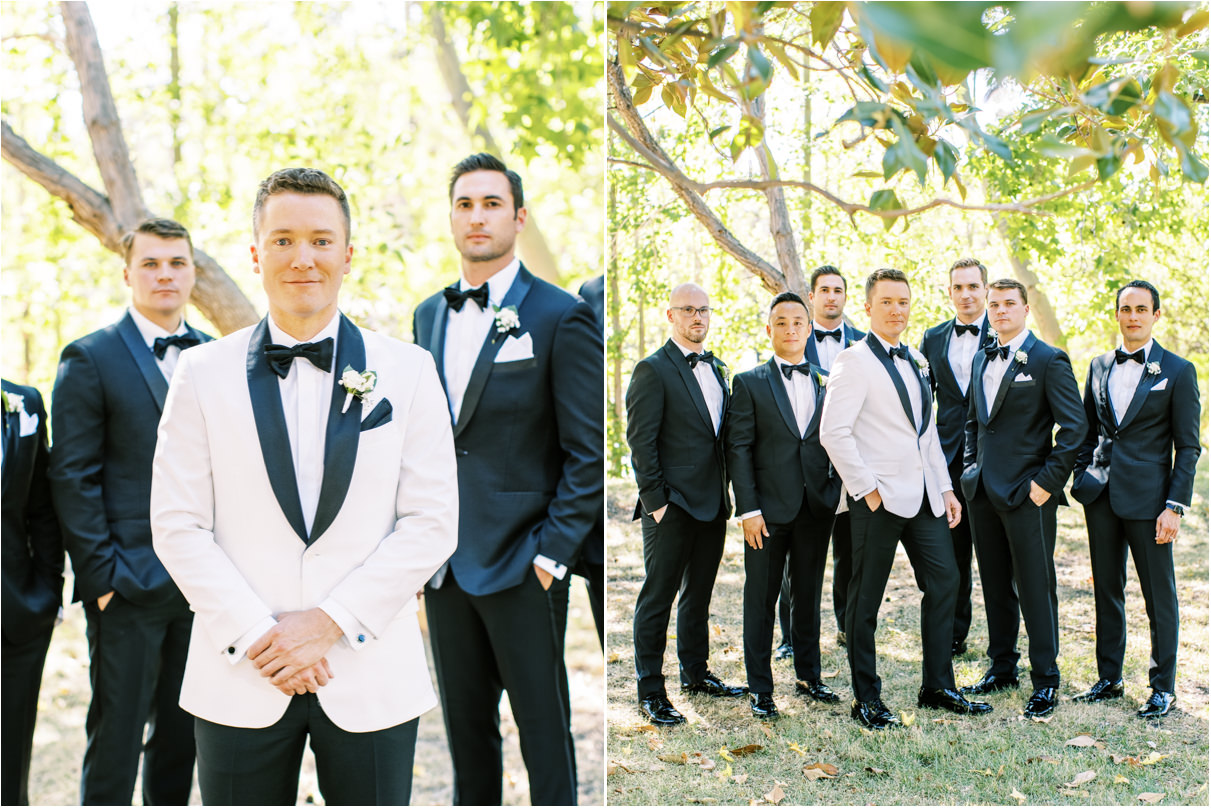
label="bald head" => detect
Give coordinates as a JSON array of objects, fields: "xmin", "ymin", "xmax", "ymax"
[{"xmin": 667, "ymin": 282, "xmax": 712, "ymax": 347}]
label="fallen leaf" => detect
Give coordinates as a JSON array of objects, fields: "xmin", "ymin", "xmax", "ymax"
[
  {"xmin": 1139, "ymin": 752, "xmax": 1170, "ymax": 765},
  {"xmin": 1062, "ymin": 771, "xmax": 1097, "ymax": 788},
  {"xmin": 699, "ymin": 759, "xmax": 716, "ymax": 772},
  {"xmin": 803, "ymin": 762, "xmax": 839, "ymax": 780},
  {"xmin": 1030, "ymin": 714, "xmax": 1054, "ymax": 723},
  {"xmin": 636, "ymin": 724, "xmax": 659, "ymax": 733},
  {"xmin": 732, "ymin": 774, "xmax": 748, "ymax": 784},
  {"xmin": 658, "ymin": 752, "xmax": 688, "ymax": 765},
  {"xmin": 900, "ymin": 711, "xmax": 915, "ymax": 727},
  {"xmin": 647, "ymin": 736, "xmax": 663, "ymax": 751},
  {"xmin": 865, "ymin": 766, "xmax": 888, "ymax": 776},
  {"xmin": 970, "ymin": 768, "xmax": 994, "ymax": 777},
  {"xmin": 1010, "ymin": 787, "xmax": 1027, "ymax": 804},
  {"xmin": 715, "ymin": 763, "xmax": 732, "ymax": 780},
  {"xmin": 1138, "ymin": 793, "xmax": 1164, "ymax": 803},
  {"xmin": 1067, "ymin": 735, "xmax": 1098, "ymax": 747},
  {"xmin": 1146, "ymin": 741, "xmax": 1157, "ymax": 749},
  {"xmin": 787, "ymin": 741, "xmax": 807, "ymax": 756},
  {"xmin": 730, "ymin": 744, "xmax": 764, "ymax": 757},
  {"xmin": 687, "ymin": 799, "xmax": 718, "ymax": 805},
  {"xmin": 1028, "ymin": 755, "xmax": 1061, "ymax": 765},
  {"xmin": 1115, "ymin": 774, "xmax": 1130, "ymax": 784},
  {"xmin": 607, "ymin": 763, "xmax": 617, "ymax": 776},
  {"xmin": 718, "ymin": 747, "xmax": 735, "ymax": 762},
  {"xmin": 607, "ymin": 651, "xmax": 621, "ymax": 663},
  {"xmin": 757, "ymin": 723, "xmax": 774, "ymax": 738},
  {"xmin": 765, "ymin": 785, "xmax": 786, "ymax": 804},
  {"xmin": 1112, "ymin": 753, "xmax": 1137, "ymax": 765},
  {"xmin": 820, "ymin": 670, "xmax": 839, "ymax": 678},
  {"xmin": 997, "ymin": 765, "xmax": 1005, "ymax": 776},
  {"xmin": 711, "ymin": 624, "xmax": 723, "ymax": 636}
]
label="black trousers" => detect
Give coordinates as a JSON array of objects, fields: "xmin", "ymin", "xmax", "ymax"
[
  {"xmin": 80, "ymin": 595, "xmax": 195, "ymax": 805},
  {"xmin": 947, "ymin": 456, "xmax": 975, "ymax": 647},
  {"xmin": 1, "ymin": 627, "xmax": 53, "ymax": 805},
  {"xmin": 632, "ymin": 503, "xmax": 727, "ymax": 698},
  {"xmin": 743, "ymin": 495, "xmax": 834, "ymax": 693},
  {"xmin": 426, "ymin": 569, "xmax": 577, "ymax": 806},
  {"xmin": 968, "ymin": 485, "xmax": 1061, "ymax": 688},
  {"xmin": 581, "ymin": 560, "xmax": 605, "ymax": 650},
  {"xmin": 1084, "ymin": 491, "xmax": 1179, "ymax": 692},
  {"xmin": 845, "ymin": 495, "xmax": 958, "ymax": 702},
  {"xmin": 194, "ymin": 694, "xmax": 418, "ymax": 805},
  {"xmin": 777, "ymin": 511, "xmax": 851, "ymax": 642}
]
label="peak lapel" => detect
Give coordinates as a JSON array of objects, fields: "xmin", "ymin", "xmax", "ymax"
[
  {"xmin": 865, "ymin": 333, "xmax": 916, "ymax": 431},
  {"xmin": 246, "ymin": 318, "xmax": 308, "ymax": 543},
  {"xmin": 764, "ymin": 359, "xmax": 800, "ymax": 438},
  {"xmin": 805, "ymin": 369, "xmax": 827, "ymax": 438},
  {"xmin": 1116, "ymin": 342, "xmax": 1164, "ymax": 432},
  {"xmin": 309, "ymin": 315, "xmax": 365, "ymax": 544},
  {"xmin": 115, "ymin": 313, "xmax": 170, "ymax": 413},
  {"xmin": 987, "ymin": 332, "xmax": 1035, "ymax": 422}
]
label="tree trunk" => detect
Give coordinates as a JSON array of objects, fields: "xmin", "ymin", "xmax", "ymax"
[
  {"xmin": 608, "ymin": 177, "xmax": 623, "ymax": 421},
  {"xmin": 994, "ymin": 216, "xmax": 1066, "ymax": 349},
  {"xmin": 747, "ymin": 94, "xmax": 804, "ymax": 297}
]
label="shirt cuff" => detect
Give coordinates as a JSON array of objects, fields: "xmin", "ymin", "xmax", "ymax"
[
  {"xmin": 318, "ymin": 598, "xmax": 371, "ymax": 652},
  {"xmin": 224, "ymin": 616, "xmax": 277, "ymax": 665},
  {"xmin": 738, "ymin": 510, "xmax": 762, "ymax": 521},
  {"xmin": 533, "ymin": 554, "xmax": 568, "ymax": 581},
  {"xmin": 1165, "ymin": 500, "xmax": 1189, "ymax": 513}
]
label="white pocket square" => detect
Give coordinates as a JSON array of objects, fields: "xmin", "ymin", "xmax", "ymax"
[
  {"xmin": 494, "ymin": 332, "xmax": 534, "ymax": 363},
  {"xmin": 1013, "ymin": 373, "xmax": 1033, "ymax": 382},
  {"xmin": 1151, "ymin": 378, "xmax": 1168, "ymax": 392},
  {"xmin": 17, "ymin": 411, "xmax": 39, "ymax": 437}
]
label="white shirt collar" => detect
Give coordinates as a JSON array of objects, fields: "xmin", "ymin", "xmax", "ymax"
[
  {"xmin": 128, "ymin": 306, "xmax": 186, "ymax": 348},
  {"xmin": 671, "ymin": 339, "xmax": 709, "ymax": 357},
  {"xmin": 1116, "ymin": 338, "xmax": 1154, "ymax": 358},
  {"xmin": 268, "ymin": 311, "xmax": 341, "ymax": 349},
  {"xmin": 996, "ymin": 328, "xmax": 1030, "ymax": 353},
  {"xmin": 870, "ymin": 331, "xmax": 905, "ymax": 353},
  {"xmin": 955, "ymin": 311, "xmax": 987, "ymax": 331},
  {"xmin": 460, "ymin": 258, "xmax": 520, "ymax": 308},
  {"xmin": 812, "ymin": 320, "xmax": 843, "ymax": 333},
  {"xmin": 775, "ymin": 353, "xmax": 807, "ymax": 367}
]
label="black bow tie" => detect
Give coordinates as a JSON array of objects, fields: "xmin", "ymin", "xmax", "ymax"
[
  {"xmin": 152, "ymin": 333, "xmax": 200, "ymax": 360},
  {"xmin": 985, "ymin": 344, "xmax": 1011, "ymax": 361},
  {"xmin": 815, "ymin": 329, "xmax": 842, "ymax": 342},
  {"xmin": 687, "ymin": 351, "xmax": 715, "ymax": 369},
  {"xmin": 781, "ymin": 362, "xmax": 813, "ymax": 380},
  {"xmin": 443, "ymin": 284, "xmax": 490, "ymax": 312},
  {"xmin": 887, "ymin": 344, "xmax": 910, "ymax": 361},
  {"xmin": 954, "ymin": 322, "xmax": 979, "ymax": 337},
  {"xmin": 264, "ymin": 338, "xmax": 335, "ymax": 379},
  {"xmin": 1115, "ymin": 348, "xmax": 1145, "ymax": 365}
]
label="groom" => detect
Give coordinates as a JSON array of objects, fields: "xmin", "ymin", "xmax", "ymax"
[
  {"xmin": 151, "ymin": 168, "xmax": 458, "ymax": 805},
  {"xmin": 413, "ymin": 153, "xmax": 602, "ymax": 806}
]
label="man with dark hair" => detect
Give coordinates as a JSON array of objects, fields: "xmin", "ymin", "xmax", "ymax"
[
  {"xmin": 726, "ymin": 292, "xmax": 842, "ymax": 719},
  {"xmin": 2, "ymin": 378, "xmax": 62, "ymax": 807},
  {"xmin": 821, "ymin": 269, "xmax": 990, "ymax": 729},
  {"xmin": 628, "ymin": 282, "xmax": 746, "ymax": 728},
  {"xmin": 960, "ymin": 279, "xmax": 1086, "ymax": 719},
  {"xmin": 918, "ymin": 258, "xmax": 992, "ymax": 657},
  {"xmin": 413, "ymin": 153, "xmax": 602, "ymax": 805},
  {"xmin": 1071, "ymin": 280, "xmax": 1200, "ymax": 718},
  {"xmin": 51, "ymin": 217, "xmax": 211, "ymax": 804},
  {"xmin": 152, "ymin": 167, "xmax": 457, "ymax": 804}
]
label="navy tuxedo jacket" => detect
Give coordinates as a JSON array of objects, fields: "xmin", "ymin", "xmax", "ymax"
[
  {"xmin": 805, "ymin": 322, "xmax": 864, "ymax": 369},
  {"xmin": 1071, "ymin": 341, "xmax": 1201, "ymax": 520},
  {"xmin": 2, "ymin": 380, "xmax": 63, "ymax": 644},
  {"xmin": 725, "ymin": 358, "xmax": 840, "ymax": 524},
  {"xmin": 960, "ymin": 331, "xmax": 1086, "ymax": 511},
  {"xmin": 49, "ymin": 312, "xmax": 211, "ymax": 605},
  {"xmin": 919, "ymin": 316, "xmax": 992, "ymax": 466},
  {"xmin": 413, "ymin": 265, "xmax": 603, "ymax": 597},
  {"xmin": 626, "ymin": 339, "xmax": 731, "ymax": 522}
]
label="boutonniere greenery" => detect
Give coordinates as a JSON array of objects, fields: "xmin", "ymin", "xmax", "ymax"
[
  {"xmin": 816, "ymin": 371, "xmax": 828, "ymax": 388},
  {"xmin": 1146, "ymin": 361, "xmax": 1161, "ymax": 376},
  {"xmin": 339, "ymin": 365, "xmax": 377, "ymax": 414},
  {"xmin": 2, "ymin": 390, "xmax": 23, "ymax": 415},
  {"xmin": 492, "ymin": 305, "xmax": 520, "ymax": 341},
  {"xmin": 1014, "ymin": 349, "xmax": 1029, "ymax": 365}
]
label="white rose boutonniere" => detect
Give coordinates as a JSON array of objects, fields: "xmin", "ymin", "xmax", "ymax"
[
  {"xmin": 339, "ymin": 365, "xmax": 377, "ymax": 414},
  {"xmin": 1014, "ymin": 349, "xmax": 1028, "ymax": 365},
  {"xmin": 2, "ymin": 390, "xmax": 23, "ymax": 415},
  {"xmin": 493, "ymin": 305, "xmax": 520, "ymax": 341},
  {"xmin": 1146, "ymin": 361, "xmax": 1161, "ymax": 376},
  {"xmin": 915, "ymin": 356, "xmax": 930, "ymax": 375}
]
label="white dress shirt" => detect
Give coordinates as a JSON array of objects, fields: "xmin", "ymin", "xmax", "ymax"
[
  {"xmin": 671, "ymin": 340, "xmax": 724, "ymax": 435},
  {"xmin": 1109, "ymin": 339, "xmax": 1152, "ymax": 423},
  {"xmin": 983, "ymin": 329, "xmax": 1030, "ymax": 418},
  {"xmin": 129, "ymin": 306, "xmax": 189, "ymax": 382},
  {"xmin": 948, "ymin": 311, "xmax": 987, "ymax": 396},
  {"xmin": 443, "ymin": 258, "xmax": 520, "ymax": 423},
  {"xmin": 811, "ymin": 320, "xmax": 845, "ymax": 371},
  {"xmin": 870, "ymin": 332, "xmax": 923, "ymax": 430},
  {"xmin": 738, "ymin": 355, "xmax": 813, "ymax": 522}
]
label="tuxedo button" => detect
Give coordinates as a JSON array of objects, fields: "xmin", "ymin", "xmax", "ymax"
[
  {"xmin": 457, "ymin": 449, "xmax": 469, "ymax": 457},
  {"xmin": 988, "ymin": 427, "xmax": 995, "ymax": 434}
]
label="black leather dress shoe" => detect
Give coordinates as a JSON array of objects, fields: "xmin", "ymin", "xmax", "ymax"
[
  {"xmin": 918, "ymin": 687, "xmax": 992, "ymax": 715},
  {"xmin": 851, "ymin": 698, "xmax": 900, "ymax": 729},
  {"xmin": 1023, "ymin": 687, "xmax": 1058, "ymax": 718},
  {"xmin": 1072, "ymin": 678, "xmax": 1124, "ymax": 703},
  {"xmin": 639, "ymin": 694, "xmax": 686, "ymax": 726},
  {"xmin": 960, "ymin": 670, "xmax": 1020, "ymax": 695},
  {"xmin": 773, "ymin": 642, "xmax": 794, "ymax": 661},
  {"xmin": 1136, "ymin": 690, "xmax": 1175, "ymax": 719},
  {"xmin": 795, "ymin": 679, "xmax": 841, "ymax": 703},
  {"xmin": 750, "ymin": 692, "xmax": 779, "ymax": 719},
  {"xmin": 681, "ymin": 672, "xmax": 747, "ymax": 698},
  {"xmin": 951, "ymin": 640, "xmax": 968, "ymax": 657}
]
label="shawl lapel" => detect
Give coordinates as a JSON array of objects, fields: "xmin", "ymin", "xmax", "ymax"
[{"xmin": 309, "ymin": 314, "xmax": 365, "ymax": 544}]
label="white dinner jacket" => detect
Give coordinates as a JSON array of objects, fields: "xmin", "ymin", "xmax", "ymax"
[
  {"xmin": 151, "ymin": 315, "xmax": 458, "ymax": 732},
  {"xmin": 819, "ymin": 336, "xmax": 951, "ymax": 519}
]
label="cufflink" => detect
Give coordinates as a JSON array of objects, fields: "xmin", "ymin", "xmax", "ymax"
[
  {"xmin": 357, "ymin": 634, "xmax": 366, "ymax": 644},
  {"xmin": 227, "ymin": 647, "xmax": 236, "ymax": 655}
]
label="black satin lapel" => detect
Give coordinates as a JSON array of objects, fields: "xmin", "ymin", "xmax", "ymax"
[
  {"xmin": 866, "ymin": 333, "xmax": 915, "ymax": 431},
  {"xmin": 916, "ymin": 364, "xmax": 932, "ymax": 436},
  {"xmin": 310, "ymin": 315, "xmax": 365, "ymax": 544},
  {"xmin": 805, "ymin": 369, "xmax": 827, "ymax": 437},
  {"xmin": 1094, "ymin": 354, "xmax": 1116, "ymax": 428},
  {"xmin": 973, "ymin": 351, "xmax": 991, "ymax": 425},
  {"xmin": 936, "ymin": 322, "xmax": 963, "ymax": 398},
  {"xmin": 246, "ymin": 319, "xmax": 308, "ymax": 543},
  {"xmin": 666, "ymin": 341, "xmax": 714, "ymax": 433},
  {"xmin": 0, "ymin": 410, "xmax": 16, "ymax": 483},
  {"xmin": 1116, "ymin": 343, "xmax": 1163, "ymax": 431},
  {"xmin": 804, "ymin": 336, "xmax": 820, "ymax": 367},
  {"xmin": 428, "ymin": 295, "xmax": 450, "ymax": 404},
  {"xmin": 115, "ymin": 313, "xmax": 170, "ymax": 412},
  {"xmin": 764, "ymin": 359, "xmax": 800, "ymax": 437}
]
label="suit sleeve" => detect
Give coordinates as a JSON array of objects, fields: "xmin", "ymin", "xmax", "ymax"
[
  {"xmin": 626, "ymin": 358, "xmax": 668, "ymax": 515},
  {"xmin": 1165, "ymin": 360, "xmax": 1202, "ymax": 508},
  {"xmin": 27, "ymin": 388, "xmax": 64, "ymax": 594},
  {"xmin": 819, "ymin": 349, "xmax": 877, "ymax": 500},
  {"xmin": 48, "ymin": 342, "xmax": 114, "ymax": 602},
  {"xmin": 1073, "ymin": 363, "xmax": 1099, "ymax": 477},
  {"xmin": 724, "ymin": 374, "xmax": 759, "ymax": 516},
  {"xmin": 1034, "ymin": 350, "xmax": 1087, "ymax": 495}
]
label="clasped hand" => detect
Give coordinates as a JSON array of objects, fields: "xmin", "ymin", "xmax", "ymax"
[{"xmin": 248, "ymin": 608, "xmax": 343, "ymax": 696}]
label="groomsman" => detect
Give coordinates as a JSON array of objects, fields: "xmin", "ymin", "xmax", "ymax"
[
  {"xmin": 2, "ymin": 379, "xmax": 62, "ymax": 806},
  {"xmin": 50, "ymin": 218, "xmax": 209, "ymax": 804},
  {"xmin": 1071, "ymin": 280, "xmax": 1200, "ymax": 718},
  {"xmin": 413, "ymin": 154, "xmax": 602, "ymax": 805},
  {"xmin": 628, "ymin": 282, "xmax": 745, "ymax": 727},
  {"xmin": 820, "ymin": 268, "xmax": 990, "ymax": 729},
  {"xmin": 153, "ymin": 168, "xmax": 458, "ymax": 804},
  {"xmin": 726, "ymin": 292, "xmax": 842, "ymax": 719},
  {"xmin": 576, "ymin": 274, "xmax": 606, "ymax": 648},
  {"xmin": 960, "ymin": 279, "xmax": 1086, "ymax": 718},
  {"xmin": 918, "ymin": 258, "xmax": 992, "ymax": 657}
]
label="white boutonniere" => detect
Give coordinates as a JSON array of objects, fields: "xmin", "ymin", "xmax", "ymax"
[
  {"xmin": 1014, "ymin": 349, "xmax": 1028, "ymax": 365},
  {"xmin": 1146, "ymin": 361, "xmax": 1161, "ymax": 376},
  {"xmin": 2, "ymin": 390, "xmax": 23, "ymax": 415},
  {"xmin": 492, "ymin": 305, "xmax": 520, "ymax": 341},
  {"xmin": 816, "ymin": 371, "xmax": 828, "ymax": 388},
  {"xmin": 339, "ymin": 365, "xmax": 377, "ymax": 414},
  {"xmin": 915, "ymin": 356, "xmax": 930, "ymax": 374}
]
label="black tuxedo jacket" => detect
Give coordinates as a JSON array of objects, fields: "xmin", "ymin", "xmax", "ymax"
[
  {"xmin": 1071, "ymin": 341, "xmax": 1201, "ymax": 520},
  {"xmin": 919, "ymin": 316, "xmax": 992, "ymax": 466},
  {"xmin": 49, "ymin": 312, "xmax": 212, "ymax": 606},
  {"xmin": 2, "ymin": 380, "xmax": 63, "ymax": 644},
  {"xmin": 960, "ymin": 331, "xmax": 1086, "ymax": 511},
  {"xmin": 725, "ymin": 358, "xmax": 840, "ymax": 524},
  {"xmin": 805, "ymin": 322, "xmax": 864, "ymax": 369},
  {"xmin": 626, "ymin": 339, "xmax": 731, "ymax": 522},
  {"xmin": 413, "ymin": 265, "xmax": 603, "ymax": 597}
]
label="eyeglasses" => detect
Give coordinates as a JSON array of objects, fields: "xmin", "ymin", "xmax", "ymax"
[{"xmin": 673, "ymin": 306, "xmax": 712, "ymax": 316}]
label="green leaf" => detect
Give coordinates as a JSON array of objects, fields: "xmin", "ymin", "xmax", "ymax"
[
  {"xmin": 1037, "ymin": 135, "xmax": 1095, "ymax": 159},
  {"xmin": 747, "ymin": 45, "xmax": 773, "ymax": 83},
  {"xmin": 882, "ymin": 143, "xmax": 904, "ymax": 180},
  {"xmin": 836, "ymin": 101, "xmax": 896, "ymax": 128},
  {"xmin": 708, "ymin": 124, "xmax": 731, "ymax": 140},
  {"xmin": 729, "ymin": 114, "xmax": 764, "ymax": 160},
  {"xmin": 810, "ymin": 2, "xmax": 846, "ymax": 49},
  {"xmin": 1175, "ymin": 141, "xmax": 1209, "ymax": 183},
  {"xmin": 890, "ymin": 116, "xmax": 928, "ymax": 184},
  {"xmin": 1153, "ymin": 91, "xmax": 1195, "ymax": 146},
  {"xmin": 859, "ymin": 63, "xmax": 888, "ymax": 94},
  {"xmin": 633, "ymin": 84, "xmax": 654, "ymax": 105},
  {"xmin": 869, "ymin": 189, "xmax": 903, "ymax": 230},
  {"xmin": 1018, "ymin": 107, "xmax": 1056, "ymax": 135},
  {"xmin": 975, "ymin": 129, "xmax": 1013, "ymax": 162},
  {"xmin": 1081, "ymin": 77, "xmax": 1142, "ymax": 116},
  {"xmin": 934, "ymin": 139, "xmax": 958, "ymax": 182},
  {"xmin": 707, "ymin": 41, "xmax": 739, "ymax": 69},
  {"xmin": 1096, "ymin": 151, "xmax": 1122, "ymax": 180}
]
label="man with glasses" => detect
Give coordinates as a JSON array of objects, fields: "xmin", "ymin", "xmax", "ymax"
[{"xmin": 627, "ymin": 283, "xmax": 745, "ymax": 726}]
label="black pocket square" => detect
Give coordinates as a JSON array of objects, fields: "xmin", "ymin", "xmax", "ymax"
[{"xmin": 359, "ymin": 398, "xmax": 393, "ymax": 432}]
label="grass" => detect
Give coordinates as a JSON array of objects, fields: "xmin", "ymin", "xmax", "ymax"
[
  {"xmin": 605, "ymin": 457, "xmax": 1209, "ymax": 806},
  {"xmin": 27, "ymin": 579, "xmax": 603, "ymax": 806}
]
